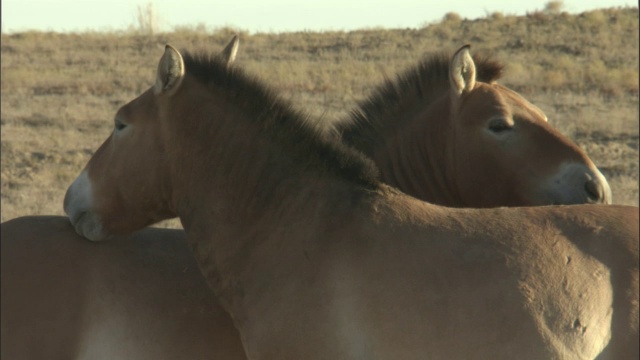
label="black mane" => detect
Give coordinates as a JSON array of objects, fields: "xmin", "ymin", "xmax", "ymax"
[
  {"xmin": 336, "ymin": 52, "xmax": 504, "ymax": 156},
  {"xmin": 181, "ymin": 51, "xmax": 380, "ymax": 189}
]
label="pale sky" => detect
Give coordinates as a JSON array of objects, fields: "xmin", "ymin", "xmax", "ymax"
[{"xmin": 2, "ymin": 0, "xmax": 636, "ymax": 34}]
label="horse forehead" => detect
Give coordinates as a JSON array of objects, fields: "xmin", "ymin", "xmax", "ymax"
[
  {"xmin": 463, "ymin": 85, "xmax": 510, "ymax": 116},
  {"xmin": 469, "ymin": 83, "xmax": 546, "ymax": 121},
  {"xmin": 493, "ymin": 84, "xmax": 547, "ymax": 119},
  {"xmin": 120, "ymin": 88, "xmax": 157, "ymax": 117}
]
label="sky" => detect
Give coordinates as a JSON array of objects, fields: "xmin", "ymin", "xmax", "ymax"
[{"xmin": 1, "ymin": 0, "xmax": 636, "ymax": 34}]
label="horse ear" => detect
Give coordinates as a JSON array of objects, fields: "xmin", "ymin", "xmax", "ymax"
[
  {"xmin": 449, "ymin": 45, "xmax": 476, "ymax": 98},
  {"xmin": 155, "ymin": 44, "xmax": 185, "ymax": 95},
  {"xmin": 218, "ymin": 35, "xmax": 239, "ymax": 66}
]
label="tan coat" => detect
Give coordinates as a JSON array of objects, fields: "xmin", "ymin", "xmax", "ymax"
[{"xmin": 61, "ymin": 44, "xmax": 638, "ymax": 359}]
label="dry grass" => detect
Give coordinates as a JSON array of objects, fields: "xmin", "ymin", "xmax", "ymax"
[{"xmin": 2, "ymin": 7, "xmax": 638, "ymax": 228}]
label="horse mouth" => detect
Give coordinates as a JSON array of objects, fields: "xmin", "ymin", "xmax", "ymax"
[
  {"xmin": 70, "ymin": 211, "xmax": 110, "ymax": 242},
  {"xmin": 70, "ymin": 211, "xmax": 90, "ymax": 238},
  {"xmin": 68, "ymin": 210, "xmax": 86, "ymax": 228}
]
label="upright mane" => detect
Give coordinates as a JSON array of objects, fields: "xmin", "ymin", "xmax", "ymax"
[
  {"xmin": 337, "ymin": 52, "xmax": 504, "ymax": 156},
  {"xmin": 181, "ymin": 51, "xmax": 380, "ymax": 188}
]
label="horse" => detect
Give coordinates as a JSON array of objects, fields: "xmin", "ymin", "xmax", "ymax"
[
  {"xmin": 61, "ymin": 43, "xmax": 638, "ymax": 359},
  {"xmin": 0, "ymin": 37, "xmax": 247, "ymax": 360},
  {"xmin": 336, "ymin": 50, "xmax": 611, "ymax": 207}
]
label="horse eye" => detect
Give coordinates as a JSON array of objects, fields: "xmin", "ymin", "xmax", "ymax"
[
  {"xmin": 114, "ymin": 118, "xmax": 127, "ymax": 131},
  {"xmin": 487, "ymin": 118, "xmax": 513, "ymax": 133}
]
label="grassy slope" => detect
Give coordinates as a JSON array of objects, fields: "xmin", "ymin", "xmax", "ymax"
[{"xmin": 1, "ymin": 7, "xmax": 638, "ymax": 227}]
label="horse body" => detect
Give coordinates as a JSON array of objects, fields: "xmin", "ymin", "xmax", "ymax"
[
  {"xmin": 159, "ymin": 163, "xmax": 632, "ymax": 359},
  {"xmin": 0, "ymin": 216, "xmax": 246, "ymax": 360},
  {"xmin": 219, "ymin": 194, "xmax": 634, "ymax": 359},
  {"xmin": 59, "ymin": 44, "xmax": 638, "ymax": 359}
]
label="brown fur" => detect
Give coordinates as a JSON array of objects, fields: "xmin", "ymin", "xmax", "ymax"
[
  {"xmin": 1, "ymin": 216, "xmax": 246, "ymax": 360},
  {"xmin": 62, "ymin": 45, "xmax": 638, "ymax": 359},
  {"xmin": 336, "ymin": 49, "xmax": 610, "ymax": 207},
  {"xmin": 181, "ymin": 50, "xmax": 380, "ymax": 188},
  {"xmin": 339, "ymin": 53, "xmax": 503, "ymax": 155}
]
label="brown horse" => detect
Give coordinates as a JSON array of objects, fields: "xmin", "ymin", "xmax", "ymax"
[
  {"xmin": 61, "ymin": 44, "xmax": 637, "ymax": 359},
  {"xmin": 0, "ymin": 37, "xmax": 246, "ymax": 360},
  {"xmin": 336, "ymin": 51, "xmax": 611, "ymax": 207},
  {"xmin": 2, "ymin": 45, "xmax": 618, "ymax": 359}
]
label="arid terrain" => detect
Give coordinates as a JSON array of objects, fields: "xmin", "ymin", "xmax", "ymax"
[{"xmin": 1, "ymin": 7, "xmax": 638, "ymax": 228}]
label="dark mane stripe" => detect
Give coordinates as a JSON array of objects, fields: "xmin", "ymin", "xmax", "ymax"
[
  {"xmin": 181, "ymin": 51, "xmax": 380, "ymax": 188},
  {"xmin": 337, "ymin": 52, "xmax": 504, "ymax": 156}
]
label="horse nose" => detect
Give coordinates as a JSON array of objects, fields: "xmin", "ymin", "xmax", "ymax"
[{"xmin": 585, "ymin": 178, "xmax": 605, "ymax": 203}]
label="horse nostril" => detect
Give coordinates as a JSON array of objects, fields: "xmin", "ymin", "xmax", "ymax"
[{"xmin": 585, "ymin": 179, "xmax": 604, "ymax": 202}]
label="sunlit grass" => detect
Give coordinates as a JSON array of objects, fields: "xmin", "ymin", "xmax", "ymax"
[{"xmin": 1, "ymin": 6, "xmax": 638, "ymax": 224}]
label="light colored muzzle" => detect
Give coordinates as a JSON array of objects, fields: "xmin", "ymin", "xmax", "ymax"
[
  {"xmin": 63, "ymin": 170, "xmax": 109, "ymax": 241},
  {"xmin": 541, "ymin": 162, "xmax": 612, "ymax": 205}
]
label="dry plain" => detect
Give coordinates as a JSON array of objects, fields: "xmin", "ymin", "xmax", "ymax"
[{"xmin": 1, "ymin": 7, "xmax": 638, "ymax": 228}]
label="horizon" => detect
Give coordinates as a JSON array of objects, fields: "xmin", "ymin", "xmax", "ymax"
[{"xmin": 1, "ymin": 1, "xmax": 637, "ymax": 34}]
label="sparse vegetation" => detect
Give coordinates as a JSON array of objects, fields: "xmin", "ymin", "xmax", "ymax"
[
  {"xmin": 1, "ymin": 7, "xmax": 638, "ymax": 228},
  {"xmin": 544, "ymin": 1, "xmax": 565, "ymax": 14},
  {"xmin": 442, "ymin": 12, "xmax": 463, "ymax": 23},
  {"xmin": 488, "ymin": 12, "xmax": 505, "ymax": 21},
  {"xmin": 134, "ymin": 2, "xmax": 160, "ymax": 34}
]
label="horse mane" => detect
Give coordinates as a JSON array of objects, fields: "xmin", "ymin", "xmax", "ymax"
[
  {"xmin": 181, "ymin": 51, "xmax": 380, "ymax": 189},
  {"xmin": 336, "ymin": 52, "xmax": 505, "ymax": 156}
]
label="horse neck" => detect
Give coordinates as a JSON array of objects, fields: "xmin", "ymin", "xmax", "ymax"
[
  {"xmin": 163, "ymin": 82, "xmax": 376, "ymax": 316},
  {"xmin": 372, "ymin": 95, "xmax": 464, "ymax": 206}
]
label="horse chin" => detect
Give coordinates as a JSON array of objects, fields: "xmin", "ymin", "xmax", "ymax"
[
  {"xmin": 599, "ymin": 181, "xmax": 613, "ymax": 205},
  {"xmin": 604, "ymin": 187, "xmax": 613, "ymax": 205},
  {"xmin": 592, "ymin": 184, "xmax": 613, "ymax": 205},
  {"xmin": 535, "ymin": 187, "xmax": 611, "ymax": 206},
  {"xmin": 71, "ymin": 211, "xmax": 110, "ymax": 242}
]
